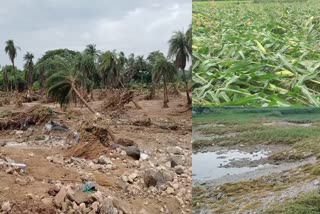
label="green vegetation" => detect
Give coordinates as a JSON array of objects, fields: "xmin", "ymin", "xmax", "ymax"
[
  {"xmin": 0, "ymin": 26, "xmax": 192, "ymax": 108},
  {"xmin": 192, "ymin": 0, "xmax": 320, "ymax": 106},
  {"xmin": 193, "ymin": 107, "xmax": 320, "ymax": 125},
  {"xmin": 266, "ymin": 192, "xmax": 320, "ymax": 214},
  {"xmin": 193, "ymin": 107, "xmax": 320, "ymax": 160}
]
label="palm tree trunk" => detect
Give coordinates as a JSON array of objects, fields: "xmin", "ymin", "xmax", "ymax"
[
  {"xmin": 71, "ymin": 84, "xmax": 116, "ymax": 141},
  {"xmin": 163, "ymin": 76, "xmax": 169, "ymax": 108},
  {"xmin": 3, "ymin": 71, "xmax": 8, "ymax": 92},
  {"xmin": 72, "ymin": 84, "xmax": 96, "ymax": 114},
  {"xmin": 182, "ymin": 69, "xmax": 191, "ymax": 105},
  {"xmin": 29, "ymin": 68, "xmax": 33, "ymax": 90},
  {"xmin": 12, "ymin": 61, "xmax": 17, "ymax": 92},
  {"xmin": 90, "ymin": 85, "xmax": 94, "ymax": 100},
  {"xmin": 150, "ymin": 82, "xmax": 156, "ymax": 99}
]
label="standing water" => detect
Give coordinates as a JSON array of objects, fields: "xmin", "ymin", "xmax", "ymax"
[{"xmin": 192, "ymin": 150, "xmax": 269, "ymax": 182}]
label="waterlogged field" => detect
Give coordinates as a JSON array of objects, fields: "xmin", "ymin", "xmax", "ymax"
[
  {"xmin": 192, "ymin": 107, "xmax": 320, "ymax": 213},
  {"xmin": 192, "ymin": 0, "xmax": 320, "ymax": 107}
]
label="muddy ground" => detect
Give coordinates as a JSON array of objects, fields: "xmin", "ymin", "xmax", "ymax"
[
  {"xmin": 0, "ymin": 90, "xmax": 192, "ymax": 214},
  {"xmin": 192, "ymin": 112, "xmax": 320, "ymax": 214}
]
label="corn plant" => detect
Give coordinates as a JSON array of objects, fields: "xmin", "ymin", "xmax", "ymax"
[{"xmin": 193, "ymin": 0, "xmax": 320, "ymax": 107}]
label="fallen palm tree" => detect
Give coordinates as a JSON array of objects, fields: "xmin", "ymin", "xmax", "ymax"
[
  {"xmin": 101, "ymin": 90, "xmax": 142, "ymax": 111},
  {"xmin": 46, "ymin": 70, "xmax": 116, "ymax": 141}
]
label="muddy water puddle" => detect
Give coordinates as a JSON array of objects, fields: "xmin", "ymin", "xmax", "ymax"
[{"xmin": 192, "ymin": 149, "xmax": 270, "ymax": 182}]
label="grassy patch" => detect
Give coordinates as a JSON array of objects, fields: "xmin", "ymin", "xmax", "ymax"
[
  {"xmin": 266, "ymin": 192, "xmax": 320, "ymax": 214},
  {"xmin": 193, "ymin": 108, "xmax": 320, "ymax": 158}
]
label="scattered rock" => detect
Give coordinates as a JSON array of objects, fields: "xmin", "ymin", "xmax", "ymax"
[
  {"xmin": 166, "ymin": 187, "xmax": 175, "ymax": 195},
  {"xmin": 121, "ymin": 176, "xmax": 129, "ymax": 183},
  {"xmin": 113, "ymin": 198, "xmax": 132, "ymax": 214},
  {"xmin": 123, "ymin": 146, "xmax": 140, "ymax": 160},
  {"xmin": 100, "ymin": 197, "xmax": 114, "ymax": 214},
  {"xmin": 51, "ymin": 154, "xmax": 64, "ymax": 165},
  {"xmin": 128, "ymin": 173, "xmax": 138, "ymax": 183},
  {"xmin": 217, "ymin": 193, "xmax": 223, "ymax": 200},
  {"xmin": 41, "ymin": 197, "xmax": 53, "ymax": 206},
  {"xmin": 73, "ymin": 191, "xmax": 92, "ymax": 205},
  {"xmin": 1, "ymin": 201, "xmax": 11, "ymax": 212},
  {"xmin": 167, "ymin": 146, "xmax": 183, "ymax": 155},
  {"xmin": 117, "ymin": 138, "xmax": 135, "ymax": 146},
  {"xmin": 144, "ymin": 170, "xmax": 166, "ymax": 188},
  {"xmin": 48, "ymin": 186, "xmax": 60, "ymax": 196},
  {"xmin": 15, "ymin": 178, "xmax": 29, "ymax": 186},
  {"xmin": 91, "ymin": 201, "xmax": 100, "ymax": 213},
  {"xmin": 54, "ymin": 187, "xmax": 67, "ymax": 208},
  {"xmin": 175, "ymin": 165, "xmax": 184, "ymax": 175},
  {"xmin": 98, "ymin": 155, "xmax": 113, "ymax": 165}
]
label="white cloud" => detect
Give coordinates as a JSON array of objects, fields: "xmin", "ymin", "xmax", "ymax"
[{"xmin": 0, "ymin": 0, "xmax": 191, "ymax": 69}]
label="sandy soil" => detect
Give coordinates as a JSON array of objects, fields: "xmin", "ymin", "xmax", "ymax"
[{"xmin": 0, "ymin": 90, "xmax": 192, "ymax": 214}]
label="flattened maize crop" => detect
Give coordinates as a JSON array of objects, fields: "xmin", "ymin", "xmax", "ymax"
[{"xmin": 192, "ymin": 0, "xmax": 320, "ymax": 107}]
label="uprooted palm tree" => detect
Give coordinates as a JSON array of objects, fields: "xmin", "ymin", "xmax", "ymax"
[
  {"xmin": 5, "ymin": 40, "xmax": 20, "ymax": 91},
  {"xmin": 46, "ymin": 70, "xmax": 115, "ymax": 140},
  {"xmin": 168, "ymin": 30, "xmax": 192, "ymax": 105},
  {"xmin": 152, "ymin": 54, "xmax": 176, "ymax": 108},
  {"xmin": 23, "ymin": 52, "xmax": 34, "ymax": 90}
]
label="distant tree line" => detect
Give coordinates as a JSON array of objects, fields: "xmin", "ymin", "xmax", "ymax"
[{"xmin": 0, "ymin": 25, "xmax": 192, "ymax": 107}]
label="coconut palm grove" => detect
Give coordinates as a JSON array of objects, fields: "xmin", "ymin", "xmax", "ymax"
[{"xmin": 0, "ymin": 26, "xmax": 191, "ymax": 108}]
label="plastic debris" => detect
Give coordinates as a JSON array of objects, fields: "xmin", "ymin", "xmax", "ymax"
[{"xmin": 81, "ymin": 181, "xmax": 97, "ymax": 193}]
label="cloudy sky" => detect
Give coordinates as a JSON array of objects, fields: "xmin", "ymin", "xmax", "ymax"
[{"xmin": 0, "ymin": 0, "xmax": 191, "ymax": 69}]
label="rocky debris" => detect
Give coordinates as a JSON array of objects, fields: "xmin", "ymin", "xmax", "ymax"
[
  {"xmin": 1, "ymin": 201, "xmax": 11, "ymax": 212},
  {"xmin": 170, "ymin": 155, "xmax": 186, "ymax": 167},
  {"xmin": 167, "ymin": 146, "xmax": 183, "ymax": 155},
  {"xmin": 41, "ymin": 197, "xmax": 53, "ymax": 206},
  {"xmin": 143, "ymin": 170, "xmax": 166, "ymax": 188},
  {"xmin": 73, "ymin": 191, "xmax": 92, "ymax": 205},
  {"xmin": 44, "ymin": 182, "xmax": 127, "ymax": 214},
  {"xmin": 100, "ymin": 197, "xmax": 114, "ymax": 214},
  {"xmin": 175, "ymin": 165, "xmax": 184, "ymax": 175},
  {"xmin": 48, "ymin": 186, "xmax": 60, "ymax": 197},
  {"xmin": 132, "ymin": 118, "xmax": 152, "ymax": 127},
  {"xmin": 113, "ymin": 198, "xmax": 132, "ymax": 214},
  {"xmin": 217, "ymin": 192, "xmax": 223, "ymax": 200},
  {"xmin": 47, "ymin": 154, "xmax": 64, "ymax": 165},
  {"xmin": 0, "ymin": 155, "xmax": 27, "ymax": 174},
  {"xmin": 123, "ymin": 146, "xmax": 141, "ymax": 160},
  {"xmin": 53, "ymin": 187, "xmax": 67, "ymax": 208},
  {"xmin": 98, "ymin": 155, "xmax": 113, "ymax": 165},
  {"xmin": 0, "ymin": 106, "xmax": 52, "ymax": 130},
  {"xmin": 0, "ymin": 90, "xmax": 191, "ymax": 214},
  {"xmin": 15, "ymin": 177, "xmax": 31, "ymax": 186},
  {"xmin": 43, "ymin": 120, "xmax": 68, "ymax": 134},
  {"xmin": 128, "ymin": 172, "xmax": 138, "ymax": 183}
]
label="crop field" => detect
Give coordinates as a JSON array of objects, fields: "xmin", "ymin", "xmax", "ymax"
[{"xmin": 192, "ymin": 0, "xmax": 320, "ymax": 107}]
